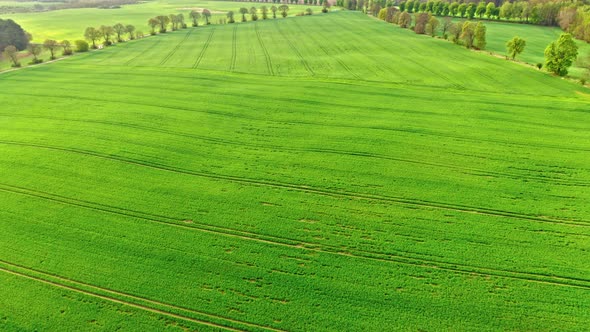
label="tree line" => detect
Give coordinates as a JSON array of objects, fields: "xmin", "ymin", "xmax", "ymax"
[
  {"xmin": 375, "ymin": 4, "xmax": 580, "ymax": 78},
  {"xmin": 84, "ymin": 23, "xmax": 140, "ymax": 47},
  {"xmin": 377, "ymin": 8, "xmax": 487, "ymax": 49},
  {"xmin": 339, "ymin": 0, "xmax": 579, "ymax": 28}
]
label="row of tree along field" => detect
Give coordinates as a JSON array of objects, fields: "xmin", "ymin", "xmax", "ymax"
[
  {"xmin": 339, "ymin": 0, "xmax": 590, "ymax": 29},
  {"xmin": 1, "ymin": 5, "xmax": 330, "ymax": 69},
  {"xmin": 375, "ymin": 7, "xmax": 580, "ymax": 78}
]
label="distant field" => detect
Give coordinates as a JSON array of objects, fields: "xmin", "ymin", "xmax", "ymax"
[
  {"xmin": 1, "ymin": 11, "xmax": 589, "ymax": 331},
  {"xmin": 3, "ymin": 0, "xmax": 320, "ymax": 41}
]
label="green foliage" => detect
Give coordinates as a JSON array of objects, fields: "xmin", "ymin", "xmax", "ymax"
[
  {"xmin": 0, "ymin": 18, "xmax": 29, "ymax": 52},
  {"xmin": 474, "ymin": 22, "xmax": 486, "ymax": 49},
  {"xmin": 2, "ymin": 44, "xmax": 20, "ymax": 66},
  {"xmin": 506, "ymin": 36, "xmax": 526, "ymax": 60},
  {"xmin": 42, "ymin": 39, "xmax": 59, "ymax": 59},
  {"xmin": 74, "ymin": 39, "xmax": 89, "ymax": 52},
  {"xmin": 461, "ymin": 21, "xmax": 476, "ymax": 48},
  {"xmin": 545, "ymin": 33, "xmax": 578, "ymax": 76}
]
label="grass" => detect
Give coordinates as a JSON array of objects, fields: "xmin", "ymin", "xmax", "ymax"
[
  {"xmin": 3, "ymin": 0, "xmax": 320, "ymax": 41},
  {"xmin": 1, "ymin": 10, "xmax": 589, "ymax": 331},
  {"xmin": 445, "ymin": 17, "xmax": 590, "ymax": 78}
]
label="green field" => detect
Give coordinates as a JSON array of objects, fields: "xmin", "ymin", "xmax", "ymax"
[
  {"xmin": 463, "ymin": 19, "xmax": 590, "ymax": 77},
  {"xmin": 3, "ymin": 0, "xmax": 319, "ymax": 41},
  {"xmin": 1, "ymin": 11, "xmax": 589, "ymax": 331}
]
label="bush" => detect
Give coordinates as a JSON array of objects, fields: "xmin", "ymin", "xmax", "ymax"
[
  {"xmin": 580, "ymin": 78, "xmax": 586, "ymax": 85},
  {"xmin": 75, "ymin": 40, "xmax": 89, "ymax": 52},
  {"xmin": 150, "ymin": 31, "xmax": 157, "ymax": 35},
  {"xmin": 322, "ymin": 8, "xmax": 328, "ymax": 13},
  {"xmin": 29, "ymin": 59, "xmax": 43, "ymax": 65},
  {"xmin": 159, "ymin": 28, "xmax": 167, "ymax": 33},
  {"xmin": 63, "ymin": 49, "xmax": 73, "ymax": 55},
  {"xmin": 536, "ymin": 63, "xmax": 543, "ymax": 70},
  {"xmin": 104, "ymin": 40, "xmax": 112, "ymax": 46},
  {"xmin": 11, "ymin": 62, "xmax": 21, "ymax": 68}
]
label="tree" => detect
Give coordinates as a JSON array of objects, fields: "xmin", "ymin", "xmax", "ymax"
[
  {"xmin": 126, "ymin": 25, "xmax": 136, "ymax": 39},
  {"xmin": 239, "ymin": 8, "xmax": 248, "ymax": 22},
  {"xmin": 467, "ymin": 3, "xmax": 476, "ymax": 19},
  {"xmin": 414, "ymin": 13, "xmax": 429, "ymax": 34},
  {"xmin": 449, "ymin": 2, "xmax": 459, "ymax": 17},
  {"xmin": 250, "ymin": 7, "xmax": 259, "ymax": 21},
  {"xmin": 156, "ymin": 15, "xmax": 170, "ymax": 33},
  {"xmin": 545, "ymin": 33, "xmax": 578, "ymax": 76},
  {"xmin": 500, "ymin": 1, "xmax": 513, "ymax": 20},
  {"xmin": 113, "ymin": 23, "xmax": 127, "ymax": 42},
  {"xmin": 27, "ymin": 43, "xmax": 42, "ymax": 63},
  {"xmin": 474, "ymin": 22, "xmax": 486, "ymax": 49},
  {"xmin": 449, "ymin": 22, "xmax": 461, "ymax": 44},
  {"xmin": 202, "ymin": 9, "xmax": 212, "ymax": 25},
  {"xmin": 426, "ymin": 16, "xmax": 439, "ymax": 37},
  {"xmin": 169, "ymin": 14, "xmax": 179, "ymax": 30},
  {"xmin": 43, "ymin": 39, "xmax": 59, "ymax": 59},
  {"xmin": 460, "ymin": 21, "xmax": 476, "ymax": 48},
  {"xmin": 271, "ymin": 5, "xmax": 278, "ymax": 18},
  {"xmin": 227, "ymin": 11, "xmax": 235, "ymax": 23},
  {"xmin": 441, "ymin": 17, "xmax": 452, "ymax": 39},
  {"xmin": 458, "ymin": 3, "xmax": 467, "ymax": 18},
  {"xmin": 475, "ymin": 1, "xmax": 486, "ymax": 19},
  {"xmin": 279, "ymin": 5, "xmax": 289, "ymax": 18},
  {"xmin": 261, "ymin": 6, "xmax": 269, "ymax": 19},
  {"xmin": 148, "ymin": 18, "xmax": 159, "ymax": 34},
  {"xmin": 2, "ymin": 45, "xmax": 20, "ymax": 67},
  {"xmin": 61, "ymin": 40, "xmax": 72, "ymax": 55},
  {"xmin": 485, "ymin": 2, "xmax": 495, "ymax": 19},
  {"xmin": 506, "ymin": 36, "xmax": 526, "ymax": 60},
  {"xmin": 190, "ymin": 10, "xmax": 201, "ymax": 27},
  {"xmin": 84, "ymin": 27, "xmax": 101, "ymax": 49},
  {"xmin": 399, "ymin": 11, "xmax": 411, "ymax": 28},
  {"xmin": 177, "ymin": 14, "xmax": 185, "ymax": 28},
  {"xmin": 305, "ymin": 8, "xmax": 313, "ymax": 15},
  {"xmin": 0, "ymin": 19, "xmax": 30, "ymax": 52},
  {"xmin": 99, "ymin": 25, "xmax": 115, "ymax": 45},
  {"xmin": 75, "ymin": 40, "xmax": 89, "ymax": 52}
]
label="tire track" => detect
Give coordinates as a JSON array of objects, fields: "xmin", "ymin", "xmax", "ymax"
[
  {"xmin": 193, "ymin": 28, "xmax": 216, "ymax": 69},
  {"xmin": 0, "ymin": 140, "xmax": 588, "ymax": 228},
  {"xmin": 1, "ymin": 184, "xmax": 589, "ymax": 290},
  {"xmin": 160, "ymin": 29, "xmax": 194, "ymax": 66},
  {"xmin": 273, "ymin": 21, "xmax": 314, "ymax": 76},
  {"xmin": 230, "ymin": 25, "xmax": 238, "ymax": 71},
  {"xmin": 1, "ymin": 114, "xmax": 588, "ymax": 187},
  {"xmin": 254, "ymin": 23, "xmax": 274, "ymax": 76},
  {"xmin": 2, "ymin": 88, "xmax": 589, "ymax": 156},
  {"xmin": 125, "ymin": 39, "xmax": 162, "ymax": 66},
  {"xmin": 290, "ymin": 18, "xmax": 360, "ymax": 80},
  {"xmin": 0, "ymin": 260, "xmax": 285, "ymax": 332}
]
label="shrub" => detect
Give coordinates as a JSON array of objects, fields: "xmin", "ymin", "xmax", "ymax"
[
  {"xmin": 75, "ymin": 40, "xmax": 89, "ymax": 52},
  {"xmin": 536, "ymin": 63, "xmax": 543, "ymax": 70},
  {"xmin": 63, "ymin": 49, "xmax": 73, "ymax": 55},
  {"xmin": 29, "ymin": 59, "xmax": 43, "ymax": 65}
]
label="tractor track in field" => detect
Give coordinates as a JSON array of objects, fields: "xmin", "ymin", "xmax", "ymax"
[
  {"xmin": 0, "ymin": 140, "xmax": 589, "ymax": 228},
  {"xmin": 291, "ymin": 18, "xmax": 359, "ymax": 80},
  {"xmin": 0, "ymin": 260, "xmax": 285, "ymax": 332},
  {"xmin": 273, "ymin": 21, "xmax": 314, "ymax": 76},
  {"xmin": 2, "ymin": 88, "xmax": 589, "ymax": 156},
  {"xmin": 124, "ymin": 39, "xmax": 162, "ymax": 66},
  {"xmin": 1, "ymin": 183, "xmax": 589, "ymax": 290},
  {"xmin": 230, "ymin": 25, "xmax": 238, "ymax": 71},
  {"xmin": 193, "ymin": 27, "xmax": 215, "ymax": 69},
  {"xmin": 254, "ymin": 23, "xmax": 274, "ymax": 76},
  {"xmin": 1, "ymin": 114, "xmax": 588, "ymax": 187},
  {"xmin": 159, "ymin": 29, "xmax": 194, "ymax": 66}
]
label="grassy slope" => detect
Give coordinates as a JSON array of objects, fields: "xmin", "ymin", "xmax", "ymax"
[{"xmin": 1, "ymin": 11, "xmax": 589, "ymax": 331}]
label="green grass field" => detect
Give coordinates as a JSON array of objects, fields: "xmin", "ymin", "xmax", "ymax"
[
  {"xmin": 1, "ymin": 11, "xmax": 589, "ymax": 331},
  {"xmin": 3, "ymin": 0, "xmax": 320, "ymax": 41}
]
